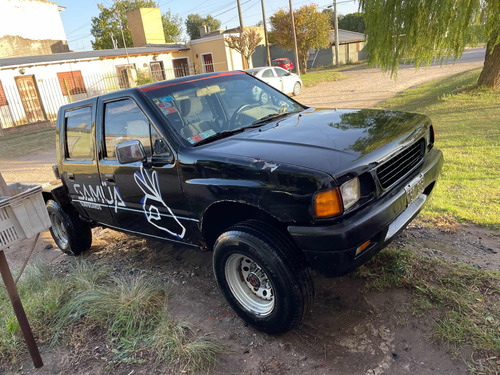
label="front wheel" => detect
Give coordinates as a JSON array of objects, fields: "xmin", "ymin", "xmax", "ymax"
[
  {"xmin": 46, "ymin": 200, "xmax": 92, "ymax": 255},
  {"xmin": 213, "ymin": 220, "xmax": 314, "ymax": 333},
  {"xmin": 292, "ymin": 81, "xmax": 302, "ymax": 96}
]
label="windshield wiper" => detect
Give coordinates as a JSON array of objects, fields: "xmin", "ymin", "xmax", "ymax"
[
  {"xmin": 193, "ymin": 111, "xmax": 302, "ymax": 147},
  {"xmin": 251, "ymin": 110, "xmax": 302, "ymax": 126},
  {"xmin": 193, "ymin": 124, "xmax": 264, "ymax": 147}
]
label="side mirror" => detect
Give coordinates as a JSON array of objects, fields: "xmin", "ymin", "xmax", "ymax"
[
  {"xmin": 115, "ymin": 140, "xmax": 146, "ymax": 164},
  {"xmin": 285, "ymin": 72, "xmax": 291, "ymax": 76}
]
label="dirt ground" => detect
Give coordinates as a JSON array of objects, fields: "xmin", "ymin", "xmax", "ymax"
[
  {"xmin": 3, "ymin": 222, "xmax": 498, "ymax": 375},
  {"xmin": 296, "ymin": 47, "xmax": 486, "ymax": 109},
  {"xmin": 1, "ymin": 49, "xmax": 498, "ymax": 374}
]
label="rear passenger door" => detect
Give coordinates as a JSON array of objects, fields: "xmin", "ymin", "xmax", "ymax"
[
  {"xmin": 59, "ymin": 100, "xmax": 116, "ymax": 225},
  {"xmin": 261, "ymin": 68, "xmax": 282, "ymax": 91},
  {"xmin": 96, "ymin": 96, "xmax": 192, "ymax": 243}
]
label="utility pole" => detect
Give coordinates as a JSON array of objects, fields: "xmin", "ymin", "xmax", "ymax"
[
  {"xmin": 237, "ymin": 0, "xmax": 244, "ymax": 31},
  {"xmin": 260, "ymin": 0, "xmax": 271, "ymax": 66},
  {"xmin": 119, "ymin": 22, "xmax": 131, "ymax": 68},
  {"xmin": 236, "ymin": 0, "xmax": 247, "ymax": 68},
  {"xmin": 333, "ymin": 0, "xmax": 339, "ymax": 65},
  {"xmin": 289, "ymin": 0, "xmax": 300, "ymax": 76}
]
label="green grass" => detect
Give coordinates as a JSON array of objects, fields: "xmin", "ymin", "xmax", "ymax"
[
  {"xmin": 0, "ymin": 261, "xmax": 222, "ymax": 371},
  {"xmin": 0, "ymin": 127, "xmax": 55, "ymax": 160},
  {"xmin": 355, "ymin": 248, "xmax": 500, "ymax": 373},
  {"xmin": 301, "ymin": 67, "xmax": 346, "ymax": 88},
  {"xmin": 378, "ymin": 69, "xmax": 500, "ymax": 229}
]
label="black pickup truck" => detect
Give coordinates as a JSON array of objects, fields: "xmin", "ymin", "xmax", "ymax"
[{"xmin": 43, "ymin": 71, "xmax": 443, "ymax": 333}]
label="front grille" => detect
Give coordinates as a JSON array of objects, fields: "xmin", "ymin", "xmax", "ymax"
[{"xmin": 376, "ymin": 139, "xmax": 424, "ymax": 188}]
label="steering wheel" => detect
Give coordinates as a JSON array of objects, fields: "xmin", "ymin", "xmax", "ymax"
[{"xmin": 230, "ymin": 104, "xmax": 256, "ymax": 128}]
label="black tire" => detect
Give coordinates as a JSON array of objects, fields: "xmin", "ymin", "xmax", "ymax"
[
  {"xmin": 213, "ymin": 220, "xmax": 314, "ymax": 333},
  {"xmin": 46, "ymin": 200, "xmax": 92, "ymax": 255}
]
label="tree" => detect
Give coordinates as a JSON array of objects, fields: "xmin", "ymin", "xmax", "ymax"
[
  {"xmin": 91, "ymin": 0, "xmax": 182, "ymax": 49},
  {"xmin": 323, "ymin": 10, "xmax": 365, "ymax": 33},
  {"xmin": 225, "ymin": 28, "xmax": 263, "ymax": 69},
  {"xmin": 185, "ymin": 14, "xmax": 221, "ymax": 40},
  {"xmin": 270, "ymin": 4, "xmax": 330, "ymax": 74},
  {"xmin": 162, "ymin": 10, "xmax": 183, "ymax": 43},
  {"xmin": 359, "ymin": 0, "xmax": 500, "ymax": 89},
  {"xmin": 339, "ymin": 13, "xmax": 365, "ymax": 33}
]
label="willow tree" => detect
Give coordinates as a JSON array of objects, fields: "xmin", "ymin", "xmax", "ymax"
[
  {"xmin": 359, "ymin": 0, "xmax": 500, "ymax": 89},
  {"xmin": 270, "ymin": 4, "xmax": 330, "ymax": 74}
]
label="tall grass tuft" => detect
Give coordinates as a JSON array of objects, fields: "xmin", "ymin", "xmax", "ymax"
[{"xmin": 0, "ymin": 261, "xmax": 223, "ymax": 371}]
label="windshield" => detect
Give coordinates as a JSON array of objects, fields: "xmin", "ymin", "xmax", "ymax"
[{"xmin": 142, "ymin": 72, "xmax": 305, "ymax": 145}]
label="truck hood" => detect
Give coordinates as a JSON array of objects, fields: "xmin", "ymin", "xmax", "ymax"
[{"xmin": 199, "ymin": 108, "xmax": 430, "ymax": 177}]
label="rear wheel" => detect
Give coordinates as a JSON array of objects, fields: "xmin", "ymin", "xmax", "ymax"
[
  {"xmin": 213, "ymin": 220, "xmax": 314, "ymax": 333},
  {"xmin": 46, "ymin": 200, "xmax": 92, "ymax": 255}
]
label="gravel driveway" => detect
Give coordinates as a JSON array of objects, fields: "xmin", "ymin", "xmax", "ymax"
[{"xmin": 296, "ymin": 47, "xmax": 485, "ymax": 108}]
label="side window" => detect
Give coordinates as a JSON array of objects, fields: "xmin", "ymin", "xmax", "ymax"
[
  {"xmin": 262, "ymin": 69, "xmax": 275, "ymax": 78},
  {"xmin": 104, "ymin": 99, "xmax": 152, "ymax": 158},
  {"xmin": 275, "ymin": 68, "xmax": 288, "ymax": 77},
  {"xmin": 65, "ymin": 106, "xmax": 93, "ymax": 160}
]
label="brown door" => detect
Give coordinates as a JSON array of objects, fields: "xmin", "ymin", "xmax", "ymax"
[
  {"xmin": 172, "ymin": 58, "xmax": 190, "ymax": 78},
  {"xmin": 14, "ymin": 75, "xmax": 46, "ymax": 123},
  {"xmin": 202, "ymin": 54, "xmax": 214, "ymax": 73},
  {"xmin": 150, "ymin": 61, "xmax": 165, "ymax": 81}
]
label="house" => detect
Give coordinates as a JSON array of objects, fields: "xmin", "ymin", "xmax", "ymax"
[
  {"xmin": 0, "ymin": 0, "xmax": 70, "ymax": 58},
  {"xmin": 0, "ymin": 45, "xmax": 189, "ymax": 127},
  {"xmin": 188, "ymin": 26, "xmax": 265, "ymax": 72},
  {"xmin": 258, "ymin": 29, "xmax": 366, "ymax": 69}
]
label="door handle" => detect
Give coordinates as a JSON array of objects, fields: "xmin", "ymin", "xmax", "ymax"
[
  {"xmin": 67, "ymin": 172, "xmax": 75, "ymax": 181},
  {"xmin": 104, "ymin": 174, "xmax": 115, "ymax": 184}
]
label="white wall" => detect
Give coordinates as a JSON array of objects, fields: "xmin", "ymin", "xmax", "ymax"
[{"xmin": 0, "ymin": 0, "xmax": 67, "ymax": 41}]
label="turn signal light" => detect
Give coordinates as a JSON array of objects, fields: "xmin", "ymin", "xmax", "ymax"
[
  {"xmin": 355, "ymin": 240, "xmax": 371, "ymax": 256},
  {"xmin": 314, "ymin": 189, "xmax": 343, "ymax": 218}
]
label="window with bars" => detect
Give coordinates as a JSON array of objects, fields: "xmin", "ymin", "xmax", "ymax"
[
  {"xmin": 57, "ymin": 71, "xmax": 87, "ymax": 96},
  {"xmin": 0, "ymin": 80, "xmax": 7, "ymax": 106}
]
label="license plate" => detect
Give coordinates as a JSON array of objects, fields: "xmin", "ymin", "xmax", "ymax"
[{"xmin": 404, "ymin": 173, "xmax": 425, "ymax": 207}]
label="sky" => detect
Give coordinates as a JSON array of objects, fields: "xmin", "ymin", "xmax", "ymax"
[{"xmin": 58, "ymin": 0, "xmax": 360, "ymax": 51}]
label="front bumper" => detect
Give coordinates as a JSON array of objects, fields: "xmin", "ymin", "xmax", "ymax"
[{"xmin": 288, "ymin": 148, "xmax": 443, "ymax": 277}]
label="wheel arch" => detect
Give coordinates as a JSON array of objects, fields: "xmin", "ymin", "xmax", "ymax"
[
  {"xmin": 201, "ymin": 201, "xmax": 288, "ymax": 250},
  {"xmin": 42, "ymin": 183, "xmax": 71, "ymax": 206}
]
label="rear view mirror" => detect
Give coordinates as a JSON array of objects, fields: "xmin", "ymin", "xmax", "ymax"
[
  {"xmin": 196, "ymin": 85, "xmax": 221, "ymax": 97},
  {"xmin": 116, "ymin": 140, "xmax": 146, "ymax": 164}
]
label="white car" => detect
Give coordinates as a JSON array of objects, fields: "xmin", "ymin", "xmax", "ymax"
[{"xmin": 246, "ymin": 67, "xmax": 302, "ymax": 97}]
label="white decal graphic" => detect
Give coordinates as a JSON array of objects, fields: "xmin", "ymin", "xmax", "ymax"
[
  {"xmin": 74, "ymin": 183, "xmax": 125, "ymax": 212},
  {"xmin": 134, "ymin": 166, "xmax": 186, "ymax": 239}
]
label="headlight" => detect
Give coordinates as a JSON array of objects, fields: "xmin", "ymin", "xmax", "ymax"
[
  {"xmin": 340, "ymin": 177, "xmax": 360, "ymax": 211},
  {"xmin": 313, "ymin": 177, "xmax": 360, "ymax": 218},
  {"xmin": 426, "ymin": 125, "xmax": 435, "ymax": 150}
]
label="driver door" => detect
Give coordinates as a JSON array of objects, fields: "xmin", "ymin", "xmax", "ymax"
[
  {"xmin": 274, "ymin": 68, "xmax": 293, "ymax": 94},
  {"xmin": 97, "ymin": 96, "xmax": 194, "ymax": 243}
]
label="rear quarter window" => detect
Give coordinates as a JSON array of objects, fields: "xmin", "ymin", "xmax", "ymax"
[{"xmin": 65, "ymin": 106, "xmax": 93, "ymax": 159}]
